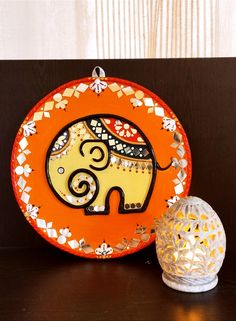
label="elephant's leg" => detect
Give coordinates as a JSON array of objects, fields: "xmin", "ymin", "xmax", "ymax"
[
  {"xmin": 121, "ymin": 189, "xmax": 148, "ymax": 213},
  {"xmin": 119, "ymin": 172, "xmax": 154, "ymax": 213}
]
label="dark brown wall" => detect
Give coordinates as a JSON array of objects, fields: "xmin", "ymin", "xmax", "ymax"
[{"xmin": 0, "ymin": 59, "xmax": 235, "ymax": 250}]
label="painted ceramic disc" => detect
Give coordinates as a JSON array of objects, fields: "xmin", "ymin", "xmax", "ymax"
[{"xmin": 11, "ymin": 67, "xmax": 192, "ymax": 258}]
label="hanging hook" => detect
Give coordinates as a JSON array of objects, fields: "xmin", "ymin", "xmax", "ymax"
[{"xmin": 92, "ymin": 66, "xmax": 106, "ymax": 78}]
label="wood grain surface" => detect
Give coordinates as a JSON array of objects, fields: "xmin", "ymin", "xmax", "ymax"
[{"xmin": 0, "ymin": 59, "xmax": 236, "ymax": 321}]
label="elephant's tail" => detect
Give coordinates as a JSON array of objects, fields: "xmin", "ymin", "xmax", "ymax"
[{"xmin": 155, "ymin": 158, "xmax": 173, "ymax": 171}]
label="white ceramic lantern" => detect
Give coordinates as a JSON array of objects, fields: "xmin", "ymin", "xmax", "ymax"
[{"xmin": 155, "ymin": 196, "xmax": 226, "ymax": 292}]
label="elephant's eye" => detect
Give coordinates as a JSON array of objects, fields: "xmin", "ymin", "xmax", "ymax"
[{"xmin": 57, "ymin": 167, "xmax": 65, "ymax": 174}]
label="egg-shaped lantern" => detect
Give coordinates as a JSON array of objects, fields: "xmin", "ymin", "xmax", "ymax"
[{"xmin": 155, "ymin": 196, "xmax": 226, "ymax": 292}]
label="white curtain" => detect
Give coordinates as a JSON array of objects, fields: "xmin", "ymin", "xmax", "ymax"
[{"xmin": 0, "ymin": 0, "xmax": 235, "ymax": 59}]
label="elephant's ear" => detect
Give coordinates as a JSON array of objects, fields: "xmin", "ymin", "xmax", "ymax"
[{"xmin": 80, "ymin": 140, "xmax": 110, "ymax": 171}]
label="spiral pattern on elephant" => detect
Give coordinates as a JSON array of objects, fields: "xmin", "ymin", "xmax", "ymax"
[{"xmin": 68, "ymin": 169, "xmax": 99, "ymax": 207}]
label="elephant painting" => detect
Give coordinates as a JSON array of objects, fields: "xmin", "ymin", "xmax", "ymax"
[{"xmin": 46, "ymin": 114, "xmax": 171, "ymax": 214}]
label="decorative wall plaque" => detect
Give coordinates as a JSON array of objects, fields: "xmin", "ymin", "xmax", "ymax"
[{"xmin": 11, "ymin": 66, "xmax": 192, "ymax": 258}]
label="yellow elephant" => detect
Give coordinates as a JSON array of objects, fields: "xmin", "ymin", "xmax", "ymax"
[{"xmin": 46, "ymin": 114, "xmax": 170, "ymax": 214}]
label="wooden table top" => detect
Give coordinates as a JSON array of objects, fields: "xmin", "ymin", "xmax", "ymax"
[{"xmin": 0, "ymin": 247, "xmax": 234, "ymax": 321}]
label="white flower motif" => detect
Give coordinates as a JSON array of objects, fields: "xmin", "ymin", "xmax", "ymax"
[
  {"xmin": 130, "ymin": 97, "xmax": 143, "ymax": 108},
  {"xmin": 114, "ymin": 120, "xmax": 138, "ymax": 138},
  {"xmin": 57, "ymin": 228, "xmax": 72, "ymax": 244},
  {"xmin": 25, "ymin": 203, "xmax": 39, "ymax": 219},
  {"xmin": 15, "ymin": 164, "xmax": 32, "ymax": 177},
  {"xmin": 95, "ymin": 242, "xmax": 113, "ymax": 256},
  {"xmin": 53, "ymin": 93, "xmax": 68, "ymax": 109},
  {"xmin": 162, "ymin": 117, "xmax": 176, "ymax": 132},
  {"xmin": 22, "ymin": 121, "xmax": 36, "ymax": 137},
  {"xmin": 90, "ymin": 78, "xmax": 107, "ymax": 95},
  {"xmin": 172, "ymin": 157, "xmax": 188, "ymax": 169}
]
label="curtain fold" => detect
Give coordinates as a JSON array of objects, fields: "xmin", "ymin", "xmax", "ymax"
[{"xmin": 0, "ymin": 0, "xmax": 235, "ymax": 59}]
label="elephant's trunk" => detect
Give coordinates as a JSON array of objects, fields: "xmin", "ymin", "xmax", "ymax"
[
  {"xmin": 68, "ymin": 169, "xmax": 99, "ymax": 207},
  {"xmin": 156, "ymin": 158, "xmax": 173, "ymax": 171}
]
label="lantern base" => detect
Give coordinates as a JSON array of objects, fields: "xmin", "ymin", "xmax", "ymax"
[{"xmin": 162, "ymin": 272, "xmax": 218, "ymax": 293}]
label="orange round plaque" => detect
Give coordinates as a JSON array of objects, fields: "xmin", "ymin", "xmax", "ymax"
[{"xmin": 11, "ymin": 67, "xmax": 192, "ymax": 258}]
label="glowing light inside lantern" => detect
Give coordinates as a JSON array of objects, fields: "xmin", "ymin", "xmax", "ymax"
[{"xmin": 155, "ymin": 196, "xmax": 226, "ymax": 293}]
